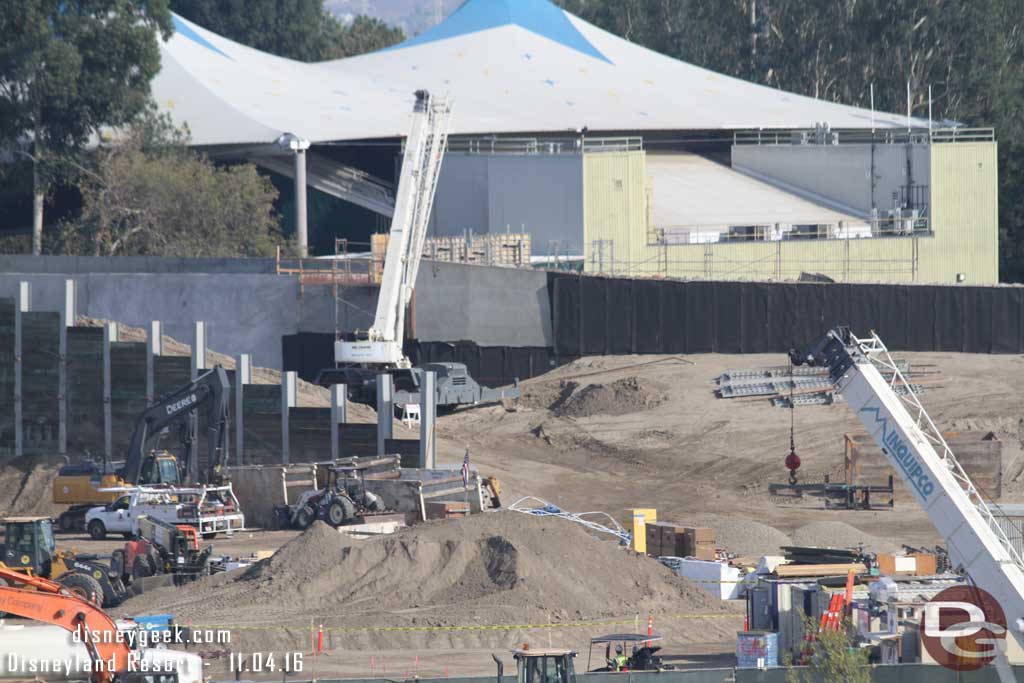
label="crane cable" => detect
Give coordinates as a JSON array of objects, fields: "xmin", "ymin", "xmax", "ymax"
[{"xmin": 786, "ymin": 358, "xmax": 800, "ymax": 485}]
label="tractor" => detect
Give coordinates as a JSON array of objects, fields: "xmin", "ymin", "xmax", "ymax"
[
  {"xmin": 277, "ymin": 465, "xmax": 386, "ymax": 530},
  {"xmin": 0, "ymin": 516, "xmax": 128, "ymax": 606}
]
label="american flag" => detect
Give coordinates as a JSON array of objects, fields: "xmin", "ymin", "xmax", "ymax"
[{"xmin": 461, "ymin": 448, "xmax": 470, "ymax": 488}]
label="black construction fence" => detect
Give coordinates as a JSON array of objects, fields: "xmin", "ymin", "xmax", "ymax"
[
  {"xmin": 548, "ymin": 273, "xmax": 1024, "ymax": 356},
  {"xmin": 282, "ymin": 333, "xmax": 555, "ymax": 388}
]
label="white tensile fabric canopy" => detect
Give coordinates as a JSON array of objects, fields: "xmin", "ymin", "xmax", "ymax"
[{"xmin": 152, "ymin": 0, "xmax": 918, "ymax": 147}]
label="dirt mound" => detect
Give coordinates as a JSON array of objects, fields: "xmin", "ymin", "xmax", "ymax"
[
  {"xmin": 679, "ymin": 514, "xmax": 793, "ymax": 557},
  {"xmin": 0, "ymin": 455, "xmax": 66, "ymax": 518},
  {"xmin": 791, "ymin": 521, "xmax": 898, "ymax": 554},
  {"xmin": 118, "ymin": 513, "xmax": 739, "ymax": 649},
  {"xmin": 551, "ymin": 377, "xmax": 665, "ymax": 418}
]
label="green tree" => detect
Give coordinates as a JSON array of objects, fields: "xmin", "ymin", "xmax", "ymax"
[
  {"xmin": 784, "ymin": 618, "xmax": 871, "ymax": 683},
  {"xmin": 55, "ymin": 111, "xmax": 283, "ymax": 257},
  {"xmin": 321, "ymin": 14, "xmax": 406, "ymax": 59},
  {"xmin": 169, "ymin": 0, "xmax": 404, "ymax": 61},
  {"xmin": 0, "ymin": 0, "xmax": 173, "ymax": 254}
]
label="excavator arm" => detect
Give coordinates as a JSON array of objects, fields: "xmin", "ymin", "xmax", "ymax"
[
  {"xmin": 0, "ymin": 566, "xmax": 130, "ymax": 683},
  {"xmin": 122, "ymin": 366, "xmax": 230, "ymax": 485}
]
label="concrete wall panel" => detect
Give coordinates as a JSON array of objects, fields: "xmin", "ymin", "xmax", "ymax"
[
  {"xmin": 430, "ymin": 154, "xmax": 583, "ymax": 255},
  {"xmin": 414, "ymin": 262, "xmax": 552, "ymax": 347},
  {"xmin": 430, "ymin": 155, "xmax": 489, "ymax": 235},
  {"xmin": 486, "ymin": 155, "xmax": 583, "ymax": 253}
]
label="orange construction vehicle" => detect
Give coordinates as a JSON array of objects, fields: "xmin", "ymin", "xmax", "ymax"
[
  {"xmin": 0, "ymin": 566, "xmax": 130, "ymax": 683},
  {"xmin": 0, "ymin": 565, "xmax": 199, "ymax": 683}
]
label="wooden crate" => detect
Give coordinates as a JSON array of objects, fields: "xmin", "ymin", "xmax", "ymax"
[
  {"xmin": 845, "ymin": 431, "xmax": 1002, "ymax": 500},
  {"xmin": 425, "ymin": 500, "xmax": 470, "ymax": 520},
  {"xmin": 375, "ymin": 232, "xmax": 532, "ymax": 268}
]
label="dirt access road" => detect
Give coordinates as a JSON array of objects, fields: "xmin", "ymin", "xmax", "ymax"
[{"xmin": 435, "ymin": 351, "xmax": 1024, "ymax": 556}]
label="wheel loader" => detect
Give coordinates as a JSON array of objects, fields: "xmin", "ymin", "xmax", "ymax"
[
  {"xmin": 276, "ymin": 465, "xmax": 387, "ymax": 530},
  {"xmin": 0, "ymin": 516, "xmax": 128, "ymax": 607}
]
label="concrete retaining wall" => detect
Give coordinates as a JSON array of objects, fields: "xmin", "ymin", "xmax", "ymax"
[
  {"xmin": 0, "ymin": 260, "xmax": 552, "ymax": 368},
  {"xmin": 0, "ymin": 255, "xmax": 276, "ymax": 274}
]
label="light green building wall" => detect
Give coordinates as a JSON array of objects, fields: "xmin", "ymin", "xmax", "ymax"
[
  {"xmin": 582, "ymin": 151, "xmax": 648, "ymax": 274},
  {"xmin": 582, "ymin": 141, "xmax": 999, "ymax": 284},
  {"xmin": 921, "ymin": 142, "xmax": 999, "ymax": 283}
]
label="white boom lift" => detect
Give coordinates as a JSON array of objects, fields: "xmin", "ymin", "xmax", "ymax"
[
  {"xmin": 793, "ymin": 327, "xmax": 1024, "ymax": 680},
  {"xmin": 336, "ymin": 89, "xmax": 450, "ymax": 367}
]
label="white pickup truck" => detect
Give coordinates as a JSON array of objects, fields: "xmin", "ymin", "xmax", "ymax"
[{"xmin": 84, "ymin": 485, "xmax": 244, "ymax": 540}]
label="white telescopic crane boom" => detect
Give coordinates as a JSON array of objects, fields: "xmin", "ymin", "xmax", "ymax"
[
  {"xmin": 336, "ymin": 90, "xmax": 451, "ymax": 367},
  {"xmin": 794, "ymin": 328, "xmax": 1024, "ymax": 680}
]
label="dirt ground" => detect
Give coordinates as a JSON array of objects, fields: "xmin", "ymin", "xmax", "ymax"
[
  {"xmin": 3, "ymin": 350, "xmax": 1022, "ymax": 678},
  {"xmin": 436, "ymin": 352, "xmax": 1024, "ymax": 554}
]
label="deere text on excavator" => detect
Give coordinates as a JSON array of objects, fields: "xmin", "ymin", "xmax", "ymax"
[{"xmin": 52, "ymin": 366, "xmax": 230, "ymax": 532}]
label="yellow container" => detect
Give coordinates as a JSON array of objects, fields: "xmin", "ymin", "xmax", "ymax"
[{"xmin": 624, "ymin": 508, "xmax": 656, "ymax": 553}]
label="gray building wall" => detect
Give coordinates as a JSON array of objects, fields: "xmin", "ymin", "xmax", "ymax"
[
  {"xmin": 0, "ymin": 254, "xmax": 276, "ymax": 274},
  {"xmin": 431, "ymin": 153, "xmax": 584, "ymax": 255},
  {"xmin": 415, "ymin": 261, "xmax": 552, "ymax": 347},
  {"xmin": 731, "ymin": 143, "xmax": 931, "ymax": 217},
  {"xmin": 0, "ymin": 260, "xmax": 552, "ymax": 369}
]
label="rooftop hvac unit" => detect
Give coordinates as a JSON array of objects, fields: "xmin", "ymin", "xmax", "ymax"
[{"xmin": 887, "ymin": 208, "xmax": 920, "ymax": 235}]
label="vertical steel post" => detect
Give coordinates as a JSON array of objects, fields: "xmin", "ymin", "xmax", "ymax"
[
  {"xmin": 280, "ymin": 371, "xmax": 296, "ymax": 465},
  {"xmin": 330, "ymin": 383, "xmax": 347, "ymax": 463},
  {"xmin": 14, "ymin": 282, "xmax": 30, "ymax": 457},
  {"xmin": 376, "ymin": 373, "xmax": 393, "ymax": 456},
  {"xmin": 146, "ymin": 321, "xmax": 162, "ymax": 407},
  {"xmin": 419, "ymin": 371, "xmax": 436, "ymax": 469},
  {"xmin": 235, "ymin": 354, "xmax": 250, "ymax": 466},
  {"xmin": 102, "ymin": 321, "xmax": 118, "ymax": 461},
  {"xmin": 58, "ymin": 279, "xmax": 75, "ymax": 455},
  {"xmin": 191, "ymin": 321, "xmax": 207, "ymax": 379},
  {"xmin": 295, "ymin": 148, "xmax": 308, "ymax": 257}
]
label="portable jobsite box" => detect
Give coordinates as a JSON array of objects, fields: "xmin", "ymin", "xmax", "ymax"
[
  {"xmin": 624, "ymin": 508, "xmax": 656, "ymax": 553},
  {"xmin": 645, "ymin": 522, "xmax": 715, "ymax": 560}
]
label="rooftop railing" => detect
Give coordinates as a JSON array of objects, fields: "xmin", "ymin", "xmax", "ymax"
[
  {"xmin": 733, "ymin": 127, "xmax": 994, "ymax": 146},
  {"xmin": 445, "ymin": 135, "xmax": 642, "ymax": 155}
]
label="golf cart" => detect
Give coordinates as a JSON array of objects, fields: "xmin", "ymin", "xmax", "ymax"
[{"xmin": 586, "ymin": 633, "xmax": 672, "ymax": 672}]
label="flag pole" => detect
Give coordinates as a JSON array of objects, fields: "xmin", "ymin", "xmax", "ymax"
[{"xmin": 462, "ymin": 445, "xmax": 471, "ymax": 514}]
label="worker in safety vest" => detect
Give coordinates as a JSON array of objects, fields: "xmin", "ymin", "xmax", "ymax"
[{"xmin": 613, "ymin": 645, "xmax": 628, "ymax": 671}]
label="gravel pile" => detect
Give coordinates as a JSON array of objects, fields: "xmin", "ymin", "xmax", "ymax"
[
  {"xmin": 791, "ymin": 521, "xmax": 899, "ymax": 554},
  {"xmin": 677, "ymin": 514, "xmax": 793, "ymax": 557}
]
